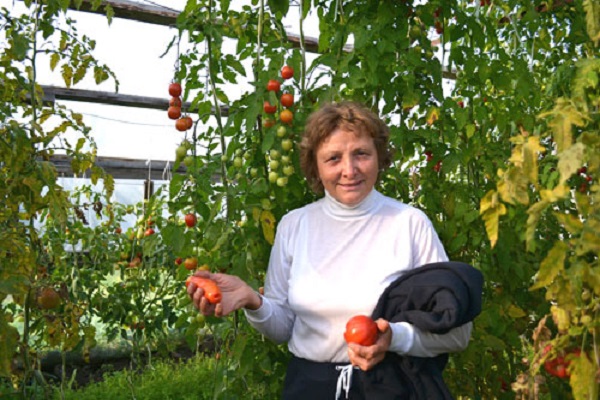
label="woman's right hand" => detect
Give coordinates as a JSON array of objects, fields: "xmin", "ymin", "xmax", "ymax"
[{"xmin": 186, "ymin": 270, "xmax": 261, "ymax": 317}]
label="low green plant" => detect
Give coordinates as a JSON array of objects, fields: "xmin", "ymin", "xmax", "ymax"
[{"xmin": 56, "ymin": 355, "xmax": 221, "ymax": 400}]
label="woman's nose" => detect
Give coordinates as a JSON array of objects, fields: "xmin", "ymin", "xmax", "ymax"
[{"xmin": 342, "ymin": 157, "xmax": 357, "ymax": 176}]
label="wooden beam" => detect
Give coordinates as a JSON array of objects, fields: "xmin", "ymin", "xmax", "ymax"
[
  {"xmin": 50, "ymin": 154, "xmax": 185, "ymax": 180},
  {"xmin": 40, "ymin": 85, "xmax": 229, "ymax": 115},
  {"xmin": 75, "ymin": 0, "xmax": 179, "ymax": 26}
]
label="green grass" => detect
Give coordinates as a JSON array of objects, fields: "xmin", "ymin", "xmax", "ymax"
[{"xmin": 54, "ymin": 356, "xmax": 218, "ymax": 400}]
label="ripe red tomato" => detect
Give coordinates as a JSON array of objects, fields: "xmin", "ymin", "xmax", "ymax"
[
  {"xmin": 280, "ymin": 93, "xmax": 294, "ymax": 108},
  {"xmin": 183, "ymin": 115, "xmax": 194, "ymax": 130},
  {"xmin": 184, "ymin": 257, "xmax": 198, "ymax": 271},
  {"xmin": 266, "ymin": 79, "xmax": 281, "ymax": 92},
  {"xmin": 281, "ymin": 65, "xmax": 294, "ymax": 80},
  {"xmin": 433, "ymin": 160, "xmax": 442, "ymax": 173},
  {"xmin": 169, "ymin": 82, "xmax": 182, "ymax": 97},
  {"xmin": 168, "ymin": 106, "xmax": 182, "ymax": 120},
  {"xmin": 343, "ymin": 315, "xmax": 378, "ymax": 346},
  {"xmin": 280, "ymin": 109, "xmax": 293, "ymax": 124},
  {"xmin": 424, "ymin": 151, "xmax": 433, "ymax": 162},
  {"xmin": 170, "ymin": 96, "xmax": 182, "ymax": 107},
  {"xmin": 37, "ymin": 287, "xmax": 61, "ymax": 310},
  {"xmin": 185, "ymin": 213, "xmax": 197, "ymax": 228},
  {"xmin": 144, "ymin": 228, "xmax": 155, "ymax": 237},
  {"xmin": 263, "ymin": 118, "xmax": 275, "ymax": 128},
  {"xmin": 175, "ymin": 118, "xmax": 189, "ymax": 132},
  {"xmin": 185, "ymin": 276, "xmax": 222, "ymax": 304},
  {"xmin": 175, "ymin": 257, "xmax": 183, "ymax": 265},
  {"xmin": 263, "ymin": 101, "xmax": 277, "ymax": 114}
]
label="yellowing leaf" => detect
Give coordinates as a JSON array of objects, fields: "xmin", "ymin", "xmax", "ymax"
[
  {"xmin": 557, "ymin": 142, "xmax": 586, "ymax": 185},
  {"xmin": 539, "ymin": 98, "xmax": 587, "ymax": 153},
  {"xmin": 507, "ymin": 304, "xmax": 527, "ymax": 319},
  {"xmin": 554, "ymin": 212, "xmax": 583, "ymax": 235},
  {"xmin": 569, "ymin": 350, "xmax": 596, "ymax": 400},
  {"xmin": 498, "ymin": 167, "xmax": 529, "ymax": 205},
  {"xmin": 583, "ymin": 0, "xmax": 600, "ymax": 47},
  {"xmin": 550, "ymin": 305, "xmax": 570, "ymax": 333},
  {"xmin": 426, "ymin": 107, "xmax": 439, "ymax": 125},
  {"xmin": 530, "ymin": 241, "xmax": 567, "ymax": 291},
  {"xmin": 523, "ymin": 136, "xmax": 545, "ymax": 184},
  {"xmin": 480, "ymin": 190, "xmax": 507, "ymax": 248},
  {"xmin": 260, "ymin": 210, "xmax": 276, "ymax": 245}
]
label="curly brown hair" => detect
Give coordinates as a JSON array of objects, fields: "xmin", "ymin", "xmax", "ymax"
[{"xmin": 299, "ymin": 101, "xmax": 394, "ymax": 194}]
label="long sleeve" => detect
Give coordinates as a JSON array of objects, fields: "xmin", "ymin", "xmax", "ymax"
[
  {"xmin": 388, "ymin": 321, "xmax": 473, "ymax": 357},
  {"xmin": 243, "ymin": 215, "xmax": 295, "ymax": 343}
]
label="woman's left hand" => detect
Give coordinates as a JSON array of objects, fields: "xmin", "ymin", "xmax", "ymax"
[{"xmin": 347, "ymin": 319, "xmax": 392, "ymax": 371}]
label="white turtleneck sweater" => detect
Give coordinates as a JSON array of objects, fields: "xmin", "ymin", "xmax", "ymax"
[{"xmin": 245, "ymin": 189, "xmax": 472, "ymax": 363}]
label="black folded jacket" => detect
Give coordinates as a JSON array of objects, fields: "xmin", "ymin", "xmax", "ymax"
[{"xmin": 358, "ymin": 261, "xmax": 484, "ymax": 400}]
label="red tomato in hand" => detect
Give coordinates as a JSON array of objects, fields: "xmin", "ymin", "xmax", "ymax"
[
  {"xmin": 281, "ymin": 65, "xmax": 294, "ymax": 80},
  {"xmin": 344, "ymin": 315, "xmax": 378, "ymax": 346},
  {"xmin": 185, "ymin": 276, "xmax": 222, "ymax": 304}
]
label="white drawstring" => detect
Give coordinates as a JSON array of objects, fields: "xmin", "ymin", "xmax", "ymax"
[{"xmin": 335, "ymin": 364, "xmax": 357, "ymax": 399}]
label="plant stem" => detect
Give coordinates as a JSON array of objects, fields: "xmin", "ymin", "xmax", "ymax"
[{"xmin": 206, "ymin": 0, "xmax": 231, "ymax": 222}]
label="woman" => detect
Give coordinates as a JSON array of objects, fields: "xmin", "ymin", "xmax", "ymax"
[{"xmin": 187, "ymin": 101, "xmax": 475, "ymax": 399}]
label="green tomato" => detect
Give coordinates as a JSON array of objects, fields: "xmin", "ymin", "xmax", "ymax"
[
  {"xmin": 261, "ymin": 198, "xmax": 272, "ymax": 209},
  {"xmin": 281, "ymin": 139, "xmax": 293, "ymax": 152},
  {"xmin": 283, "ymin": 165, "xmax": 295, "ymax": 176},
  {"xmin": 268, "ymin": 171, "xmax": 279, "ymax": 183},
  {"xmin": 269, "ymin": 149, "xmax": 280, "ymax": 159},
  {"xmin": 276, "ymin": 176, "xmax": 288, "ymax": 187},
  {"xmin": 176, "ymin": 146, "xmax": 187, "ymax": 159},
  {"xmin": 269, "ymin": 160, "xmax": 280, "ymax": 170},
  {"xmin": 233, "ymin": 157, "xmax": 243, "ymax": 168},
  {"xmin": 183, "ymin": 156, "xmax": 194, "ymax": 167},
  {"xmin": 276, "ymin": 125, "xmax": 287, "ymax": 138}
]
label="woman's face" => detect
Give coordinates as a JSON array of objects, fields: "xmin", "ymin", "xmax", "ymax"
[{"xmin": 315, "ymin": 128, "xmax": 379, "ymax": 206}]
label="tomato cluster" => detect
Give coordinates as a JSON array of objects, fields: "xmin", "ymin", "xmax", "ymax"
[
  {"xmin": 262, "ymin": 65, "xmax": 295, "ymax": 127},
  {"xmin": 542, "ymin": 344, "xmax": 581, "ymax": 379},
  {"xmin": 261, "ymin": 64, "xmax": 298, "ymax": 187},
  {"xmin": 576, "ymin": 166, "xmax": 593, "ymax": 193},
  {"xmin": 424, "ymin": 150, "xmax": 442, "ymax": 173},
  {"xmin": 167, "ymin": 82, "xmax": 194, "ymax": 132}
]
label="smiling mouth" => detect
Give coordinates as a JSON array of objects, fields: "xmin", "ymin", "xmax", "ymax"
[{"xmin": 340, "ymin": 181, "xmax": 363, "ymax": 189}]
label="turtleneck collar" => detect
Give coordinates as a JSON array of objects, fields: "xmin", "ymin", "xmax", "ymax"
[{"xmin": 322, "ymin": 188, "xmax": 382, "ymax": 219}]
